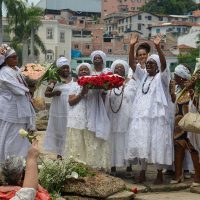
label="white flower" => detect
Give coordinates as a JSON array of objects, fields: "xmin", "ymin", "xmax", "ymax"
[
  {"xmin": 19, "ymin": 129, "xmax": 28, "ymax": 138},
  {"xmin": 70, "ymin": 171, "xmax": 79, "ymax": 179}
]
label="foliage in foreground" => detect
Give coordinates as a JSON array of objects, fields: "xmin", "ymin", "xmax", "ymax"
[{"xmin": 39, "ymin": 158, "xmax": 95, "ymax": 197}]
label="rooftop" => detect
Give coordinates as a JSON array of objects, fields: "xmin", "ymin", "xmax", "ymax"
[{"xmin": 150, "ymin": 21, "xmax": 200, "ymax": 28}]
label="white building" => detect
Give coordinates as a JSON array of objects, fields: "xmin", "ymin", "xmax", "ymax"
[
  {"xmin": 37, "ymin": 18, "xmax": 72, "ymax": 63},
  {"xmin": 149, "ymin": 21, "xmax": 194, "ymax": 37},
  {"xmin": 178, "ymin": 26, "xmax": 200, "ymax": 48}
]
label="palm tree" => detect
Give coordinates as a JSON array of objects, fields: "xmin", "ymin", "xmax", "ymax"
[
  {"xmin": 0, "ymin": 0, "xmax": 27, "ymax": 43},
  {"xmin": 7, "ymin": 6, "xmax": 46, "ymax": 64}
]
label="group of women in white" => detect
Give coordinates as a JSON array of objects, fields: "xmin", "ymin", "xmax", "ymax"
[{"xmin": 0, "ymin": 33, "xmax": 200, "ymax": 186}]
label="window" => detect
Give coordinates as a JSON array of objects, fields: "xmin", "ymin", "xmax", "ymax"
[
  {"xmin": 46, "ymin": 50, "xmax": 54, "ymax": 62},
  {"xmin": 108, "ymin": 49, "xmax": 112, "ymax": 53},
  {"xmin": 159, "ymin": 17, "xmax": 163, "ymax": 21},
  {"xmin": 156, "ymin": 29, "xmax": 160, "ymax": 33},
  {"xmin": 85, "ymin": 44, "xmax": 90, "ymax": 49},
  {"xmin": 177, "ymin": 27, "xmax": 181, "ymax": 33},
  {"xmin": 123, "ymin": 44, "xmax": 128, "ymax": 51},
  {"xmin": 138, "ymin": 23, "xmax": 142, "ymax": 31},
  {"xmin": 74, "ymin": 44, "xmax": 79, "ymax": 49},
  {"xmin": 138, "ymin": 15, "xmax": 142, "ymax": 20},
  {"xmin": 60, "ymin": 32, "xmax": 65, "ymax": 43},
  {"xmin": 46, "ymin": 28, "xmax": 53, "ymax": 39},
  {"xmin": 148, "ymin": 16, "xmax": 152, "ymax": 20}
]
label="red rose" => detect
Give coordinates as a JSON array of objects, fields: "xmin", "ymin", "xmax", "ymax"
[{"xmin": 131, "ymin": 187, "xmax": 138, "ymax": 194}]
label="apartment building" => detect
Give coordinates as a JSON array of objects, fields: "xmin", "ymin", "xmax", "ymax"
[{"xmin": 101, "ymin": 0, "xmax": 148, "ymax": 18}]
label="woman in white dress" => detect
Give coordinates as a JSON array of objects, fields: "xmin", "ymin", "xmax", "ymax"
[
  {"xmin": 127, "ymin": 34, "xmax": 173, "ymax": 184},
  {"xmin": 67, "ymin": 63, "xmax": 110, "ymax": 170},
  {"xmin": 43, "ymin": 57, "xmax": 74, "ymax": 159},
  {"xmin": 0, "ymin": 45, "xmax": 35, "ymax": 161},
  {"xmin": 105, "ymin": 59, "xmax": 137, "ymax": 174}
]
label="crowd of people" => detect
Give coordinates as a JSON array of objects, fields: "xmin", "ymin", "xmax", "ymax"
[{"xmin": 0, "ymin": 33, "xmax": 200, "ymax": 199}]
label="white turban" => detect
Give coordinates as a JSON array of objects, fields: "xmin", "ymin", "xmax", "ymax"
[
  {"xmin": 5, "ymin": 49, "xmax": 16, "ymax": 59},
  {"xmin": 111, "ymin": 59, "xmax": 129, "ymax": 77},
  {"xmin": 174, "ymin": 64, "xmax": 191, "ymax": 80},
  {"xmin": 90, "ymin": 50, "xmax": 106, "ymax": 65},
  {"xmin": 56, "ymin": 57, "xmax": 70, "ymax": 68},
  {"xmin": 76, "ymin": 62, "xmax": 92, "ymax": 76},
  {"xmin": 147, "ymin": 54, "xmax": 161, "ymax": 70}
]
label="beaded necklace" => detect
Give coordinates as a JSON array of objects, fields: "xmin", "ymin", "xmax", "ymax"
[
  {"xmin": 109, "ymin": 86, "xmax": 125, "ymax": 113},
  {"xmin": 142, "ymin": 75, "xmax": 156, "ymax": 94}
]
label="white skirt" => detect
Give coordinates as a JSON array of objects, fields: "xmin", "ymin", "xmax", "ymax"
[
  {"xmin": 0, "ymin": 119, "xmax": 30, "ymax": 161},
  {"xmin": 66, "ymin": 128, "xmax": 111, "ymax": 170},
  {"xmin": 43, "ymin": 115, "xmax": 67, "ymax": 156},
  {"xmin": 110, "ymin": 131, "xmax": 127, "ymax": 167},
  {"xmin": 127, "ymin": 117, "xmax": 173, "ymax": 165}
]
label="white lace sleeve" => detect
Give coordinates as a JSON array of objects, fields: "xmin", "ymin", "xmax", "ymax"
[
  {"xmin": 69, "ymin": 83, "xmax": 81, "ymax": 96},
  {"xmin": 161, "ymin": 66, "xmax": 170, "ymax": 90},
  {"xmin": 135, "ymin": 64, "xmax": 145, "ymax": 81},
  {"xmin": 10, "ymin": 188, "xmax": 36, "ymax": 200}
]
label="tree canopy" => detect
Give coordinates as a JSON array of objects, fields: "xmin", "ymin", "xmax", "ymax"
[{"xmin": 141, "ymin": 0, "xmax": 199, "ymax": 15}]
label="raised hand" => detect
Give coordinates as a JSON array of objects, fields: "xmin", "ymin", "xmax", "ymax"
[
  {"xmin": 130, "ymin": 33, "xmax": 139, "ymax": 46},
  {"xmin": 153, "ymin": 34, "xmax": 163, "ymax": 47}
]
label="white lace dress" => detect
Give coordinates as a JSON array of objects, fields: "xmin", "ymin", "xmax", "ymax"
[
  {"xmin": 0, "ymin": 66, "xmax": 35, "ymax": 161},
  {"xmin": 126, "ymin": 66, "xmax": 173, "ymax": 165},
  {"xmin": 43, "ymin": 80, "xmax": 73, "ymax": 156},
  {"xmin": 106, "ymin": 79, "xmax": 137, "ymax": 167},
  {"xmin": 66, "ymin": 82, "xmax": 110, "ymax": 170}
]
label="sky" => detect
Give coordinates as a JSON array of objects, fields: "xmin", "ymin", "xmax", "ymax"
[{"xmin": 28, "ymin": 0, "xmax": 40, "ymax": 5}]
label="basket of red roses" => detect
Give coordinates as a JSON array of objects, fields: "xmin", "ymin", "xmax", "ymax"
[{"xmin": 77, "ymin": 72, "xmax": 125, "ymax": 90}]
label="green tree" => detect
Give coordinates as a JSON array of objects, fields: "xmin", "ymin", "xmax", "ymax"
[
  {"xmin": 141, "ymin": 0, "xmax": 197, "ymax": 15},
  {"xmin": 7, "ymin": 6, "xmax": 46, "ymax": 64},
  {"xmin": 0, "ymin": 0, "xmax": 27, "ymax": 43},
  {"xmin": 177, "ymin": 48, "xmax": 199, "ymax": 72}
]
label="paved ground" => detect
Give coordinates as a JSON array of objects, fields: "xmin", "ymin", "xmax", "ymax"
[{"xmin": 136, "ymin": 191, "xmax": 200, "ymax": 200}]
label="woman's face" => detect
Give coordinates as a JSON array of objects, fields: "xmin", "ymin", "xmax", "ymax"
[
  {"xmin": 146, "ymin": 59, "xmax": 158, "ymax": 76},
  {"xmin": 114, "ymin": 64, "xmax": 125, "ymax": 77},
  {"xmin": 93, "ymin": 55, "xmax": 104, "ymax": 71},
  {"xmin": 78, "ymin": 66, "xmax": 90, "ymax": 77},
  {"xmin": 137, "ymin": 49, "xmax": 148, "ymax": 64},
  {"xmin": 174, "ymin": 73, "xmax": 186, "ymax": 87},
  {"xmin": 5, "ymin": 53, "xmax": 18, "ymax": 67},
  {"xmin": 58, "ymin": 65, "xmax": 70, "ymax": 78}
]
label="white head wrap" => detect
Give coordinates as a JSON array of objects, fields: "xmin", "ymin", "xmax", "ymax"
[
  {"xmin": 147, "ymin": 54, "xmax": 161, "ymax": 70},
  {"xmin": 5, "ymin": 49, "xmax": 16, "ymax": 59},
  {"xmin": 76, "ymin": 62, "xmax": 92, "ymax": 76},
  {"xmin": 111, "ymin": 59, "xmax": 129, "ymax": 77},
  {"xmin": 56, "ymin": 57, "xmax": 70, "ymax": 68},
  {"xmin": 0, "ymin": 44, "xmax": 15, "ymax": 65},
  {"xmin": 174, "ymin": 64, "xmax": 191, "ymax": 80},
  {"xmin": 90, "ymin": 50, "xmax": 106, "ymax": 66}
]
